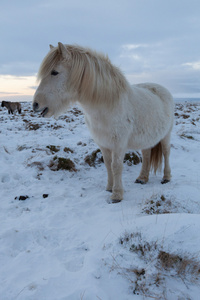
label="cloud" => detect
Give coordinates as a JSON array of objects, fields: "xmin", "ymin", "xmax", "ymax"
[
  {"xmin": 121, "ymin": 44, "xmax": 149, "ymax": 51},
  {"xmin": 126, "ymin": 66, "xmax": 200, "ymax": 97},
  {"xmin": 115, "ymin": 41, "xmax": 200, "ymax": 97},
  {"xmin": 115, "ymin": 41, "xmax": 168, "ymax": 73},
  {"xmin": 0, "ymin": 75, "xmax": 36, "ymax": 97},
  {"xmin": 1, "ymin": 0, "xmax": 200, "ymax": 97},
  {"xmin": 182, "ymin": 61, "xmax": 200, "ymax": 70}
]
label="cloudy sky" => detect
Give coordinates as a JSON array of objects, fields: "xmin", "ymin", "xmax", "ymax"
[{"xmin": 0, "ymin": 0, "xmax": 200, "ymax": 101}]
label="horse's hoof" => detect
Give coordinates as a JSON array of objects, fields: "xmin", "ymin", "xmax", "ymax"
[
  {"xmin": 135, "ymin": 179, "xmax": 146, "ymax": 184},
  {"xmin": 106, "ymin": 198, "xmax": 122, "ymax": 204},
  {"xmin": 106, "ymin": 189, "xmax": 112, "ymax": 193},
  {"xmin": 161, "ymin": 179, "xmax": 170, "ymax": 184},
  {"xmin": 112, "ymin": 199, "xmax": 122, "ymax": 204},
  {"xmin": 111, "ymin": 190, "xmax": 123, "ymax": 202},
  {"xmin": 107, "ymin": 199, "xmax": 122, "ymax": 204}
]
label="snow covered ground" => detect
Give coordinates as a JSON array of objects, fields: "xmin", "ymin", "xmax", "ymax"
[{"xmin": 0, "ymin": 100, "xmax": 200, "ymax": 300}]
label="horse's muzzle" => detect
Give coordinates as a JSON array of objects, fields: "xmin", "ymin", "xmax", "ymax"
[
  {"xmin": 33, "ymin": 102, "xmax": 39, "ymax": 112},
  {"xmin": 41, "ymin": 107, "xmax": 49, "ymax": 117}
]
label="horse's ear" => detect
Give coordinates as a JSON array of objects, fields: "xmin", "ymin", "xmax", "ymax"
[
  {"xmin": 49, "ymin": 44, "xmax": 54, "ymax": 50},
  {"xmin": 58, "ymin": 42, "xmax": 69, "ymax": 58}
]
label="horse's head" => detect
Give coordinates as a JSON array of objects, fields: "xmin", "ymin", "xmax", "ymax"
[
  {"xmin": 33, "ymin": 43, "xmax": 74, "ymax": 118},
  {"xmin": 1, "ymin": 101, "xmax": 5, "ymax": 107},
  {"xmin": 33, "ymin": 42, "xmax": 127, "ymax": 117}
]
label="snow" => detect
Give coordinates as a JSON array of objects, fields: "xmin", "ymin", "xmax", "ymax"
[{"xmin": 0, "ymin": 101, "xmax": 200, "ymax": 299}]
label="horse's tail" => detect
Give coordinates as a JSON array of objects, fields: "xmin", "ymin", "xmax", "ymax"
[{"xmin": 150, "ymin": 142, "xmax": 163, "ymax": 174}]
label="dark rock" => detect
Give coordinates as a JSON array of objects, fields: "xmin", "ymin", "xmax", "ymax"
[
  {"xmin": 18, "ymin": 195, "xmax": 29, "ymax": 201},
  {"xmin": 43, "ymin": 194, "xmax": 49, "ymax": 198}
]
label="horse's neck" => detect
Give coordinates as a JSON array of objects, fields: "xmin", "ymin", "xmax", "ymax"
[
  {"xmin": 79, "ymin": 93, "xmax": 128, "ymax": 127},
  {"xmin": 79, "ymin": 102, "xmax": 101, "ymax": 119},
  {"xmin": 79, "ymin": 82, "xmax": 133, "ymax": 115}
]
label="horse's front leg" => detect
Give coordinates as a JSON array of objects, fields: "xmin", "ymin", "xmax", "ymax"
[
  {"xmin": 111, "ymin": 150, "xmax": 125, "ymax": 202},
  {"xmin": 100, "ymin": 147, "xmax": 113, "ymax": 192}
]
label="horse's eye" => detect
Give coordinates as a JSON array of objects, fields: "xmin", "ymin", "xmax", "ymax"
[{"xmin": 51, "ymin": 70, "xmax": 59, "ymax": 76}]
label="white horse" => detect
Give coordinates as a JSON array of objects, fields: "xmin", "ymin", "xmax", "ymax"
[{"xmin": 33, "ymin": 42, "xmax": 174, "ymax": 203}]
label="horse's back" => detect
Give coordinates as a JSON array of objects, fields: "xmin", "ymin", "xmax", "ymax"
[
  {"xmin": 134, "ymin": 82, "xmax": 173, "ymax": 106},
  {"xmin": 132, "ymin": 82, "xmax": 174, "ymax": 121},
  {"xmin": 126, "ymin": 83, "xmax": 174, "ymax": 150}
]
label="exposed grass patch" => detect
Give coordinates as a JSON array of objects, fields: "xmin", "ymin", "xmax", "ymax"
[
  {"xmin": 124, "ymin": 151, "xmax": 142, "ymax": 166},
  {"xmin": 181, "ymin": 114, "xmax": 190, "ymax": 119},
  {"xmin": 27, "ymin": 161, "xmax": 45, "ymax": 171},
  {"xmin": 77, "ymin": 141, "xmax": 87, "ymax": 146},
  {"xmin": 25, "ymin": 122, "xmax": 41, "ymax": 131},
  {"xmin": 60, "ymin": 115, "xmax": 75, "ymax": 123},
  {"xmin": 70, "ymin": 107, "xmax": 83, "ymax": 116},
  {"xmin": 46, "ymin": 145, "xmax": 60, "ymax": 154},
  {"xmin": 17, "ymin": 145, "xmax": 32, "ymax": 151},
  {"xmin": 64, "ymin": 147, "xmax": 74, "ymax": 153},
  {"xmin": 84, "ymin": 149, "xmax": 103, "ymax": 167},
  {"xmin": 180, "ymin": 133, "xmax": 195, "ymax": 140},
  {"xmin": 85, "ymin": 150, "xmax": 142, "ymax": 167},
  {"xmin": 48, "ymin": 124, "xmax": 63, "ymax": 130},
  {"xmin": 49, "ymin": 156, "xmax": 77, "ymax": 172}
]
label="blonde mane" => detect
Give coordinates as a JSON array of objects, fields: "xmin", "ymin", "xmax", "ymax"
[{"xmin": 38, "ymin": 45, "xmax": 128, "ymax": 107}]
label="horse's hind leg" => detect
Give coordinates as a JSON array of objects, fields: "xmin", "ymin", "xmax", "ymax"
[
  {"xmin": 135, "ymin": 149, "xmax": 151, "ymax": 184},
  {"xmin": 100, "ymin": 147, "xmax": 113, "ymax": 192},
  {"xmin": 161, "ymin": 133, "xmax": 171, "ymax": 184}
]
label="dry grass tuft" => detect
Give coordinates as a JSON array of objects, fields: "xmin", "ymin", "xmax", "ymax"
[
  {"xmin": 143, "ymin": 194, "xmax": 174, "ymax": 215},
  {"xmin": 158, "ymin": 251, "xmax": 200, "ymax": 278},
  {"xmin": 111, "ymin": 231, "xmax": 200, "ymax": 298}
]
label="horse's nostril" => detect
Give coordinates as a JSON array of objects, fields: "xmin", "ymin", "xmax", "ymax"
[{"xmin": 33, "ymin": 102, "xmax": 39, "ymax": 111}]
